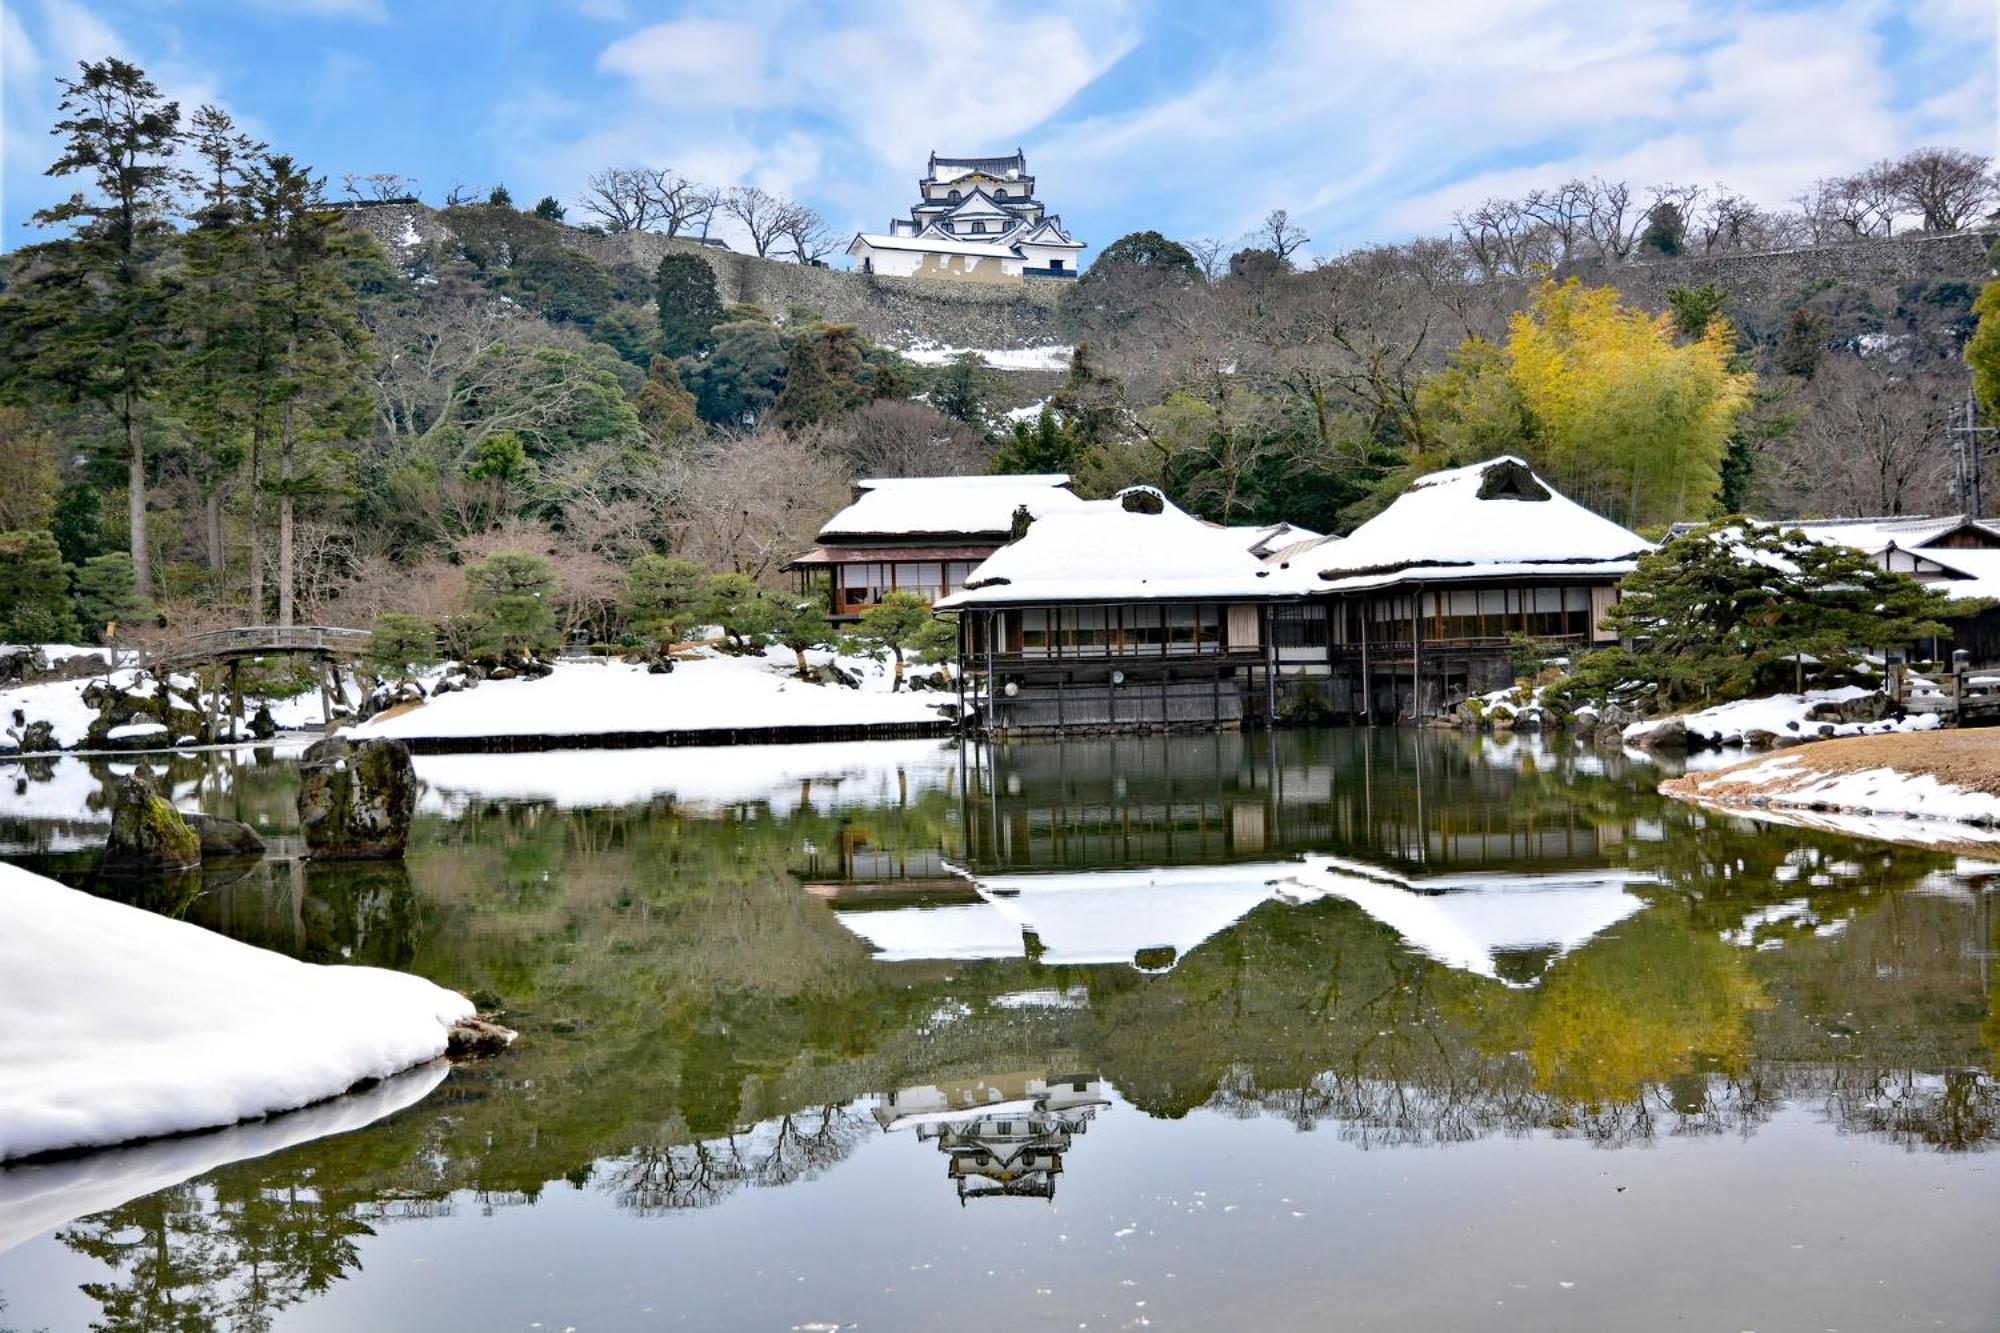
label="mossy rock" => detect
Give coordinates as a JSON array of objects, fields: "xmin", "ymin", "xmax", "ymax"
[
  {"xmin": 298, "ymin": 736, "xmax": 417, "ymax": 861},
  {"xmin": 103, "ymin": 769, "xmax": 201, "ymax": 874}
]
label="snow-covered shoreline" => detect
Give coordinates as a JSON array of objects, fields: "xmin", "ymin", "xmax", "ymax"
[
  {"xmin": 352, "ymin": 650, "xmax": 954, "ymax": 747},
  {"xmin": 1662, "ymin": 731, "xmax": 2000, "ymax": 850},
  {"xmin": 0, "ymin": 862, "xmax": 474, "ymax": 1162}
]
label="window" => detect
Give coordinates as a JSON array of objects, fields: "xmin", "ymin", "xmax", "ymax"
[
  {"xmin": 949, "ymin": 189, "xmax": 961, "ymax": 202},
  {"xmin": 1167, "ymin": 604, "xmax": 1199, "ymax": 653},
  {"xmin": 1020, "ymin": 609, "xmax": 1050, "ymax": 655},
  {"xmin": 1121, "ymin": 605, "xmax": 1165, "ymax": 652},
  {"xmin": 972, "ymin": 221, "xmax": 986, "ymax": 234},
  {"xmin": 1049, "ymin": 259, "xmax": 1065, "ymax": 272},
  {"xmin": 995, "ymin": 188, "xmax": 1008, "ymax": 199}
]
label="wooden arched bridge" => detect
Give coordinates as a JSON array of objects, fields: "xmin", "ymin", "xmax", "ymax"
[{"xmin": 146, "ymin": 624, "xmax": 374, "ymax": 736}]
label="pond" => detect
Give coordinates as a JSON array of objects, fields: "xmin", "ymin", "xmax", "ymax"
[{"xmin": 0, "ymin": 729, "xmax": 1995, "ymax": 1332}]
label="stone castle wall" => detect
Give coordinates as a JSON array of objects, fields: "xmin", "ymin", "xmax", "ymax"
[
  {"xmin": 341, "ymin": 199, "xmax": 1997, "ymax": 353},
  {"xmin": 340, "ymin": 200, "xmax": 1065, "ymax": 350}
]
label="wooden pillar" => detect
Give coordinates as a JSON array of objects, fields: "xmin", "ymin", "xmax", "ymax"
[
  {"xmin": 320, "ymin": 656, "xmax": 333, "ymax": 733},
  {"xmin": 1358, "ymin": 599, "xmax": 1371, "ymax": 725},
  {"xmin": 228, "ymin": 660, "xmax": 243, "ymax": 743},
  {"xmin": 1410, "ymin": 586, "xmax": 1422, "ymax": 724},
  {"xmin": 1263, "ymin": 604, "xmax": 1278, "ymax": 727}
]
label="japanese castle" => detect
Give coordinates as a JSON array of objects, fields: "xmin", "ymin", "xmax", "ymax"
[{"xmin": 846, "ymin": 150, "xmax": 1085, "ymax": 282}]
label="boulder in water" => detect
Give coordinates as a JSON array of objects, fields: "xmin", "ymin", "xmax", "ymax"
[
  {"xmin": 103, "ymin": 769, "xmax": 201, "ymax": 874},
  {"xmin": 297, "ymin": 736, "xmax": 417, "ymax": 861},
  {"xmin": 184, "ymin": 811, "xmax": 265, "ymax": 859}
]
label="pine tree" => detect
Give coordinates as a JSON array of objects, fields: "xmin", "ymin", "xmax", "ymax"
[
  {"xmin": 702, "ymin": 573, "xmax": 780, "ymax": 652},
  {"xmin": 1570, "ymin": 521, "xmax": 1957, "ymax": 709},
  {"xmin": 1, "ymin": 59, "xmax": 186, "ymax": 599},
  {"xmin": 0, "ymin": 530, "xmax": 80, "ymax": 643},
  {"xmin": 773, "ymin": 597, "xmax": 832, "ymax": 676},
  {"xmin": 655, "ymin": 253, "xmax": 724, "ymax": 358},
  {"xmin": 635, "ymin": 355, "xmax": 699, "ymax": 440},
  {"xmin": 174, "ymin": 105, "xmax": 265, "ymax": 579},
  {"xmin": 246, "ymin": 156, "xmax": 373, "ymax": 626},
  {"xmin": 622, "ymin": 554, "xmax": 707, "ymax": 652},
  {"xmin": 851, "ymin": 591, "xmax": 939, "ymax": 691},
  {"xmin": 930, "ymin": 353, "xmax": 988, "ymax": 425},
  {"xmin": 74, "ymin": 552, "xmax": 152, "ymax": 643},
  {"xmin": 363, "ymin": 612, "xmax": 440, "ymax": 684},
  {"xmin": 773, "ymin": 325, "xmax": 870, "ymax": 427},
  {"xmin": 465, "ymin": 552, "xmax": 560, "ymax": 660}
]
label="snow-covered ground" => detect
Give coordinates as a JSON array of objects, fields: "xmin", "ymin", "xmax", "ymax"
[
  {"xmin": 0, "ymin": 1061, "xmax": 446, "ymax": 1252},
  {"xmin": 354, "ymin": 649, "xmax": 952, "ymax": 745},
  {"xmin": 413, "ymin": 737, "xmax": 961, "ymax": 814},
  {"xmin": 0, "ymin": 659, "xmax": 353, "ymax": 754},
  {"xmin": 1623, "ymin": 687, "xmax": 1940, "ymax": 749},
  {"xmin": 0, "ymin": 862, "xmax": 473, "ymax": 1162},
  {"xmin": 897, "ymin": 340, "xmax": 1074, "ymax": 372},
  {"xmin": 1674, "ymin": 752, "xmax": 2000, "ymax": 833}
]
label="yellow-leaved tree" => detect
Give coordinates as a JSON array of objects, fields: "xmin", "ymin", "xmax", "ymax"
[{"xmin": 1419, "ymin": 278, "xmax": 1753, "ymax": 530}]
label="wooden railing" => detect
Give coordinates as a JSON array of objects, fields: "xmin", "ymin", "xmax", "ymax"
[{"xmin": 149, "ymin": 624, "xmax": 373, "ymax": 669}]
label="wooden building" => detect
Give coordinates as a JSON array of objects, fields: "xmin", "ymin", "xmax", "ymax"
[
  {"xmin": 936, "ymin": 487, "xmax": 1317, "ymax": 732},
  {"xmin": 1789, "ymin": 515, "xmax": 2000, "ymax": 663},
  {"xmin": 787, "ymin": 474, "xmax": 1084, "ymax": 621}
]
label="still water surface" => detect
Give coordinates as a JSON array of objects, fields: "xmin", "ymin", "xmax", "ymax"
[{"xmin": 0, "ymin": 729, "xmax": 1995, "ymax": 1331}]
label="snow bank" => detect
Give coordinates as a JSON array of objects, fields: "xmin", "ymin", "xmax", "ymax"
[
  {"xmin": 0, "ymin": 863, "xmax": 473, "ymax": 1161},
  {"xmin": 1681, "ymin": 753, "xmax": 2000, "ymax": 828},
  {"xmin": 353, "ymin": 650, "xmax": 949, "ymax": 744},
  {"xmin": 898, "ymin": 340, "xmax": 1074, "ymax": 371},
  {"xmin": 1622, "ymin": 688, "xmax": 1939, "ymax": 749},
  {"xmin": 0, "ymin": 1061, "xmax": 446, "ymax": 1253},
  {"xmin": 413, "ymin": 737, "xmax": 959, "ymax": 814}
]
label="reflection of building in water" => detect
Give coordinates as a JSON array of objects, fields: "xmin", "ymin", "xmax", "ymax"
[
  {"xmin": 874, "ymin": 1072, "xmax": 1109, "ymax": 1204},
  {"xmin": 961, "ymin": 730, "xmax": 1628, "ymax": 878}
]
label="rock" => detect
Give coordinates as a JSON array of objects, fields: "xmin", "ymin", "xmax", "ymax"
[
  {"xmin": 184, "ymin": 811, "xmax": 265, "ymax": 859},
  {"xmin": 1627, "ymin": 717, "xmax": 1689, "ymax": 752},
  {"xmin": 1597, "ymin": 702, "xmax": 1635, "ymax": 731},
  {"xmin": 1513, "ymin": 710, "xmax": 1543, "ymax": 733},
  {"xmin": 103, "ymin": 769, "xmax": 201, "ymax": 874},
  {"xmin": 447, "ymin": 1016, "xmax": 517, "ymax": 1059},
  {"xmin": 298, "ymin": 736, "xmax": 418, "ymax": 861},
  {"xmin": 487, "ymin": 666, "xmax": 516, "ymax": 680},
  {"xmin": 1741, "ymin": 727, "xmax": 1781, "ymax": 750},
  {"xmin": 0, "ymin": 647, "xmax": 47, "ymax": 685},
  {"xmin": 249, "ymin": 704, "xmax": 277, "ymax": 739},
  {"xmin": 16, "ymin": 720, "xmax": 55, "ymax": 754}
]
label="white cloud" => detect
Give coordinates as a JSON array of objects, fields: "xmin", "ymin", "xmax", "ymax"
[
  {"xmin": 596, "ymin": 17, "xmax": 773, "ymax": 108},
  {"xmin": 245, "ymin": 0, "xmax": 388, "ymax": 20}
]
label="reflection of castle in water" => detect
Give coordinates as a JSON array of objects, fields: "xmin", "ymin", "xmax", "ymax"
[{"xmin": 874, "ymin": 1073, "xmax": 1110, "ymax": 1204}]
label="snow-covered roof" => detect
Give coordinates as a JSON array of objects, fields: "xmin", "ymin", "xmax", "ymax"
[
  {"xmin": 936, "ymin": 488, "xmax": 1287, "ymax": 607},
  {"xmin": 926, "ymin": 150, "xmax": 1028, "ymax": 183},
  {"xmin": 1923, "ymin": 548, "xmax": 2000, "ymax": 601},
  {"xmin": 849, "ymin": 231, "xmax": 1023, "ymax": 259},
  {"xmin": 818, "ymin": 474, "xmax": 1084, "ymax": 541},
  {"xmin": 1290, "ymin": 457, "xmax": 1652, "ymax": 592},
  {"xmin": 1786, "ymin": 514, "xmax": 2000, "ymax": 555},
  {"xmin": 820, "ymin": 854, "xmax": 1650, "ymax": 982}
]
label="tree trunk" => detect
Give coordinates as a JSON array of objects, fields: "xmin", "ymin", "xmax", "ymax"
[
  {"xmin": 247, "ymin": 420, "xmax": 264, "ymax": 620},
  {"xmin": 892, "ymin": 650, "xmax": 904, "ymax": 691},
  {"xmin": 795, "ymin": 646, "xmax": 808, "ymax": 676},
  {"xmin": 126, "ymin": 388, "xmax": 150, "ymax": 597},
  {"xmin": 279, "ymin": 336, "xmax": 297, "ymax": 629},
  {"xmin": 205, "ymin": 489, "xmax": 224, "ymax": 573}
]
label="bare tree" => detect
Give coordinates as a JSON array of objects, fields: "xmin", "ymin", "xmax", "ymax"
[
  {"xmin": 579, "ymin": 167, "xmax": 660, "ymax": 233},
  {"xmin": 1883, "ymin": 147, "xmax": 1997, "ymax": 233},
  {"xmin": 819, "ymin": 399, "xmax": 987, "ymax": 477},
  {"xmin": 442, "ymin": 180, "xmax": 485, "ymax": 208},
  {"xmin": 1796, "ymin": 168, "xmax": 1898, "ymax": 241},
  {"xmin": 340, "ymin": 172, "xmax": 418, "ymax": 202},
  {"xmin": 671, "ymin": 425, "xmax": 851, "ymax": 577},
  {"xmin": 1518, "ymin": 179, "xmax": 1594, "ymax": 266},
  {"xmin": 722, "ymin": 186, "xmax": 793, "ymax": 259},
  {"xmin": 778, "ymin": 201, "xmax": 836, "ymax": 264},
  {"xmin": 1187, "ymin": 236, "xmax": 1230, "ymax": 282},
  {"xmin": 1257, "ymin": 208, "xmax": 1309, "ymax": 263},
  {"xmin": 1580, "ymin": 178, "xmax": 1644, "ymax": 261},
  {"xmin": 1694, "ymin": 190, "xmax": 1764, "ymax": 253},
  {"xmin": 1763, "ymin": 359, "xmax": 1954, "ymax": 516}
]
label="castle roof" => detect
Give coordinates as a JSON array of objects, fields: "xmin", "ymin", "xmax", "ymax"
[{"xmin": 927, "ymin": 149, "xmax": 1028, "ymax": 182}]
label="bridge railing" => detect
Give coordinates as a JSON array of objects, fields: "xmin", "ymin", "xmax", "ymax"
[{"xmin": 150, "ymin": 624, "xmax": 374, "ymax": 668}]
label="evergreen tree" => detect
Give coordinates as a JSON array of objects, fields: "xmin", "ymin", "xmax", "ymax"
[
  {"xmin": 851, "ymin": 591, "xmax": 945, "ymax": 691},
  {"xmin": 992, "ymin": 406, "xmax": 1083, "ymax": 474},
  {"xmin": 246, "ymin": 155, "xmax": 373, "ymax": 626},
  {"xmin": 0, "ymin": 530, "xmax": 80, "ymax": 643},
  {"xmin": 465, "ymin": 551, "xmax": 560, "ymax": 659},
  {"xmin": 1088, "ymin": 229, "xmax": 1200, "ymax": 277},
  {"xmin": 174, "ymin": 104, "xmax": 264, "ymax": 579},
  {"xmin": 635, "ymin": 355, "xmax": 699, "ymax": 440},
  {"xmin": 622, "ymin": 554, "xmax": 707, "ymax": 650},
  {"xmin": 680, "ymin": 321, "xmax": 787, "ymax": 425},
  {"xmin": 363, "ymin": 612, "xmax": 440, "ymax": 684},
  {"xmin": 773, "ymin": 597, "xmax": 832, "ymax": 676},
  {"xmin": 1665, "ymin": 283, "xmax": 1727, "ymax": 341},
  {"xmin": 702, "ymin": 573, "xmax": 780, "ymax": 652},
  {"xmin": 1, "ymin": 59, "xmax": 186, "ymax": 598},
  {"xmin": 50, "ymin": 483, "xmax": 106, "ymax": 568},
  {"xmin": 930, "ymin": 353, "xmax": 988, "ymax": 426},
  {"xmin": 1775, "ymin": 306, "xmax": 1826, "ymax": 379},
  {"xmin": 773, "ymin": 324, "xmax": 871, "ymax": 427},
  {"xmin": 74, "ymin": 552, "xmax": 152, "ymax": 642},
  {"xmin": 487, "ymin": 183, "xmax": 513, "ymax": 208},
  {"xmin": 532, "ymin": 195, "xmax": 566, "ymax": 222},
  {"xmin": 1639, "ymin": 201, "xmax": 1686, "ymax": 256},
  {"xmin": 655, "ymin": 252, "xmax": 724, "ymax": 358},
  {"xmin": 1568, "ymin": 520, "xmax": 1957, "ymax": 709}
]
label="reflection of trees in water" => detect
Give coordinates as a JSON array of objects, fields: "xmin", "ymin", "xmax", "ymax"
[
  {"xmin": 600, "ymin": 1105, "xmax": 871, "ymax": 1215},
  {"xmin": 1809, "ymin": 1067, "xmax": 1999, "ymax": 1152},
  {"xmin": 57, "ymin": 1171, "xmax": 378, "ymax": 1333}
]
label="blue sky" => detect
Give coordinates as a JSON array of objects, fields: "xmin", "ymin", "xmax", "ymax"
[{"xmin": 3, "ymin": 0, "xmax": 1995, "ymax": 261}]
